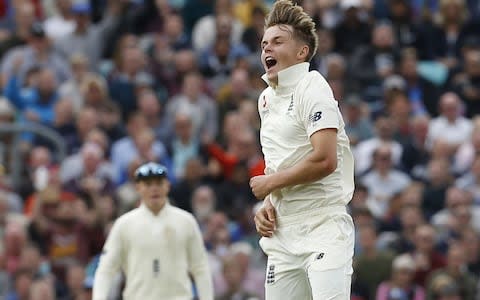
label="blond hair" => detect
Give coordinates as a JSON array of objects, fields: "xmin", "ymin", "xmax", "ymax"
[
  {"xmin": 435, "ymin": 0, "xmax": 468, "ymax": 26},
  {"xmin": 265, "ymin": 0, "xmax": 318, "ymax": 61}
]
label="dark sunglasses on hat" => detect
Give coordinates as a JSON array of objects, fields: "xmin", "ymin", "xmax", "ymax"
[{"xmin": 134, "ymin": 162, "xmax": 168, "ymax": 182}]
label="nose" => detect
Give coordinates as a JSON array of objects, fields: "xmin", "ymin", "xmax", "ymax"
[{"xmin": 263, "ymin": 42, "xmax": 272, "ymax": 53}]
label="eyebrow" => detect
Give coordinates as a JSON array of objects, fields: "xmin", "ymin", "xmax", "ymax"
[{"xmin": 261, "ymin": 36, "xmax": 284, "ymax": 47}]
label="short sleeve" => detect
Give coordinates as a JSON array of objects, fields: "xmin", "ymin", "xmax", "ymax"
[{"xmin": 298, "ymin": 73, "xmax": 340, "ymax": 137}]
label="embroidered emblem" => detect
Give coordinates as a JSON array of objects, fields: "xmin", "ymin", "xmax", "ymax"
[
  {"xmin": 266, "ymin": 265, "xmax": 275, "ymax": 284},
  {"xmin": 153, "ymin": 259, "xmax": 160, "ymax": 277},
  {"xmin": 287, "ymin": 95, "xmax": 294, "ymax": 113}
]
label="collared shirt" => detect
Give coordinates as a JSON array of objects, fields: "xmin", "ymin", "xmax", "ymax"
[
  {"xmin": 93, "ymin": 203, "xmax": 213, "ymax": 300},
  {"xmin": 258, "ymin": 62, "xmax": 354, "ymax": 217}
]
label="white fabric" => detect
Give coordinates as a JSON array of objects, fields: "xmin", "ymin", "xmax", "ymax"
[
  {"xmin": 259, "ymin": 207, "xmax": 354, "ymax": 300},
  {"xmin": 93, "ymin": 203, "xmax": 213, "ymax": 300},
  {"xmin": 353, "ymin": 138, "xmax": 403, "ymax": 176},
  {"xmin": 191, "ymin": 15, "xmax": 244, "ymax": 52},
  {"xmin": 427, "ymin": 116, "xmax": 473, "ymax": 148},
  {"xmin": 258, "ymin": 62, "xmax": 354, "ymax": 217},
  {"xmin": 44, "ymin": 16, "xmax": 76, "ymax": 41}
]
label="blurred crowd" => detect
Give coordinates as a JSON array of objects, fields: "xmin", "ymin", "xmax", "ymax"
[{"xmin": 0, "ymin": 0, "xmax": 480, "ymax": 299}]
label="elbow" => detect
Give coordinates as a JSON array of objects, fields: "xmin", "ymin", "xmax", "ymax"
[{"xmin": 321, "ymin": 157, "xmax": 337, "ymax": 176}]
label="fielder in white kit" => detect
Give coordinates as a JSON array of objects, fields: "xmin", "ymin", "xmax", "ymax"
[
  {"xmin": 249, "ymin": 1, "xmax": 355, "ymax": 299},
  {"xmin": 93, "ymin": 162, "xmax": 213, "ymax": 300}
]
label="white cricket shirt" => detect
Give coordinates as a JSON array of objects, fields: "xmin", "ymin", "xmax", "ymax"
[
  {"xmin": 258, "ymin": 62, "xmax": 354, "ymax": 217},
  {"xmin": 92, "ymin": 203, "xmax": 213, "ymax": 300}
]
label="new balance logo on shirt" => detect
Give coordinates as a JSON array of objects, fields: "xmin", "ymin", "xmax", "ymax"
[{"xmin": 309, "ymin": 111, "xmax": 322, "ymax": 124}]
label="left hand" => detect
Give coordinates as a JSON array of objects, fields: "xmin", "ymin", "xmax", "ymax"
[{"xmin": 250, "ymin": 175, "xmax": 274, "ymax": 200}]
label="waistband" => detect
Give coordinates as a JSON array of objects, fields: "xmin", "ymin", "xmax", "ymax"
[{"xmin": 276, "ymin": 205, "xmax": 347, "ymax": 227}]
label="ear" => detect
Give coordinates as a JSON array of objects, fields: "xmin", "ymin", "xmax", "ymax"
[{"xmin": 297, "ymin": 45, "xmax": 309, "ymax": 61}]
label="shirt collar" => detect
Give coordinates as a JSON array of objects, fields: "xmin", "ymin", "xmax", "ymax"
[
  {"xmin": 262, "ymin": 62, "xmax": 310, "ymax": 94},
  {"xmin": 140, "ymin": 201, "xmax": 170, "ymax": 217}
]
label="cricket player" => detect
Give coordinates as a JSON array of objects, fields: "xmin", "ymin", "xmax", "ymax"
[
  {"xmin": 92, "ymin": 162, "xmax": 213, "ymax": 300},
  {"xmin": 249, "ymin": 1, "xmax": 355, "ymax": 299}
]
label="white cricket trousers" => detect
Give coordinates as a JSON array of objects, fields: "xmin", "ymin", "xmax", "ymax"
[{"xmin": 259, "ymin": 205, "xmax": 355, "ymax": 300}]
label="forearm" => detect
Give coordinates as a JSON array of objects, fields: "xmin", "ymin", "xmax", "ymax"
[
  {"xmin": 189, "ymin": 223, "xmax": 213, "ymax": 300},
  {"xmin": 271, "ymin": 152, "xmax": 336, "ymax": 190},
  {"xmin": 92, "ymin": 269, "xmax": 115, "ymax": 300},
  {"xmin": 191, "ymin": 265, "xmax": 214, "ymax": 300}
]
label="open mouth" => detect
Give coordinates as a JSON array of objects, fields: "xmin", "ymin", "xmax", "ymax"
[{"xmin": 265, "ymin": 57, "xmax": 277, "ymax": 69}]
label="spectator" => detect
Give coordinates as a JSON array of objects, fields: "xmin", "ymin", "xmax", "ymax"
[
  {"xmin": 5, "ymin": 268, "xmax": 33, "ymax": 300},
  {"xmin": 453, "ymin": 120, "xmax": 480, "ymax": 174},
  {"xmin": 422, "ymin": 158, "xmax": 452, "ymax": 219},
  {"xmin": 190, "ymin": 185, "xmax": 217, "ymax": 226},
  {"xmin": 451, "ymin": 49, "xmax": 480, "ymax": 116},
  {"xmin": 165, "ymin": 72, "xmax": 219, "ymax": 141},
  {"xmin": 426, "ymin": 92, "xmax": 473, "ymax": 153},
  {"xmin": 54, "ymin": 0, "xmax": 123, "ymax": 71},
  {"xmin": 215, "ymin": 242, "xmax": 263, "ymax": 300},
  {"xmin": 353, "ymin": 224, "xmax": 395, "ymax": 300},
  {"xmin": 361, "ymin": 144, "xmax": 411, "ymax": 219},
  {"xmin": 343, "ymin": 95, "xmax": 374, "ymax": 146},
  {"xmin": 401, "ymin": 115, "xmax": 431, "ymax": 179},
  {"xmin": 110, "ymin": 112, "xmax": 169, "ymax": 184},
  {"xmin": 354, "ymin": 115, "xmax": 404, "ymax": 175},
  {"xmin": 0, "ymin": 1, "xmax": 35, "ymax": 59},
  {"xmin": 107, "ymin": 45, "xmax": 150, "ymax": 119},
  {"xmin": 376, "ymin": 254, "xmax": 426, "ymax": 300},
  {"xmin": 431, "ymin": 187, "xmax": 480, "ymax": 233},
  {"xmin": 458, "ymin": 227, "xmax": 480, "ymax": 276},
  {"xmin": 136, "ymin": 89, "xmax": 170, "ymax": 144},
  {"xmin": 410, "ymin": 224, "xmax": 446, "ymax": 287},
  {"xmin": 192, "ymin": 0, "xmax": 244, "ymax": 53},
  {"xmin": 421, "ymin": 0, "xmax": 469, "ymax": 66},
  {"xmin": 43, "ymin": 0, "xmax": 75, "ymax": 41},
  {"xmin": 1, "ymin": 22, "xmax": 71, "ymax": 86},
  {"xmin": 334, "ymin": 0, "xmax": 371, "ymax": 56},
  {"xmin": 425, "ymin": 243, "xmax": 477, "ymax": 300},
  {"xmin": 385, "ymin": 204, "xmax": 425, "ymax": 253},
  {"xmin": 349, "ymin": 22, "xmax": 398, "ymax": 96}
]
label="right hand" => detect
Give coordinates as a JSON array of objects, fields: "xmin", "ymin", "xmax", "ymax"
[{"xmin": 254, "ymin": 196, "xmax": 276, "ymax": 237}]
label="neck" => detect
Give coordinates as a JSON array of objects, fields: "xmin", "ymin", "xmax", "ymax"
[
  {"xmin": 270, "ymin": 76, "xmax": 278, "ymax": 88},
  {"xmin": 446, "ymin": 116, "xmax": 457, "ymax": 123},
  {"xmin": 377, "ymin": 168, "xmax": 390, "ymax": 177},
  {"xmin": 394, "ymin": 280, "xmax": 410, "ymax": 290},
  {"xmin": 146, "ymin": 201, "xmax": 167, "ymax": 215},
  {"xmin": 179, "ymin": 136, "xmax": 191, "ymax": 145}
]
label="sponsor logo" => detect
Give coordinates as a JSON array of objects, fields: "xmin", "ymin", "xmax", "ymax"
[
  {"xmin": 266, "ymin": 265, "xmax": 275, "ymax": 284},
  {"xmin": 309, "ymin": 111, "xmax": 322, "ymax": 124},
  {"xmin": 287, "ymin": 95, "xmax": 294, "ymax": 114}
]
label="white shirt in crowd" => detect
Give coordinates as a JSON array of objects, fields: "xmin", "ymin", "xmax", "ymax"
[
  {"xmin": 258, "ymin": 62, "xmax": 354, "ymax": 217},
  {"xmin": 361, "ymin": 169, "xmax": 411, "ymax": 218},
  {"xmin": 93, "ymin": 203, "xmax": 213, "ymax": 300},
  {"xmin": 354, "ymin": 138, "xmax": 403, "ymax": 175},
  {"xmin": 427, "ymin": 116, "xmax": 473, "ymax": 148}
]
